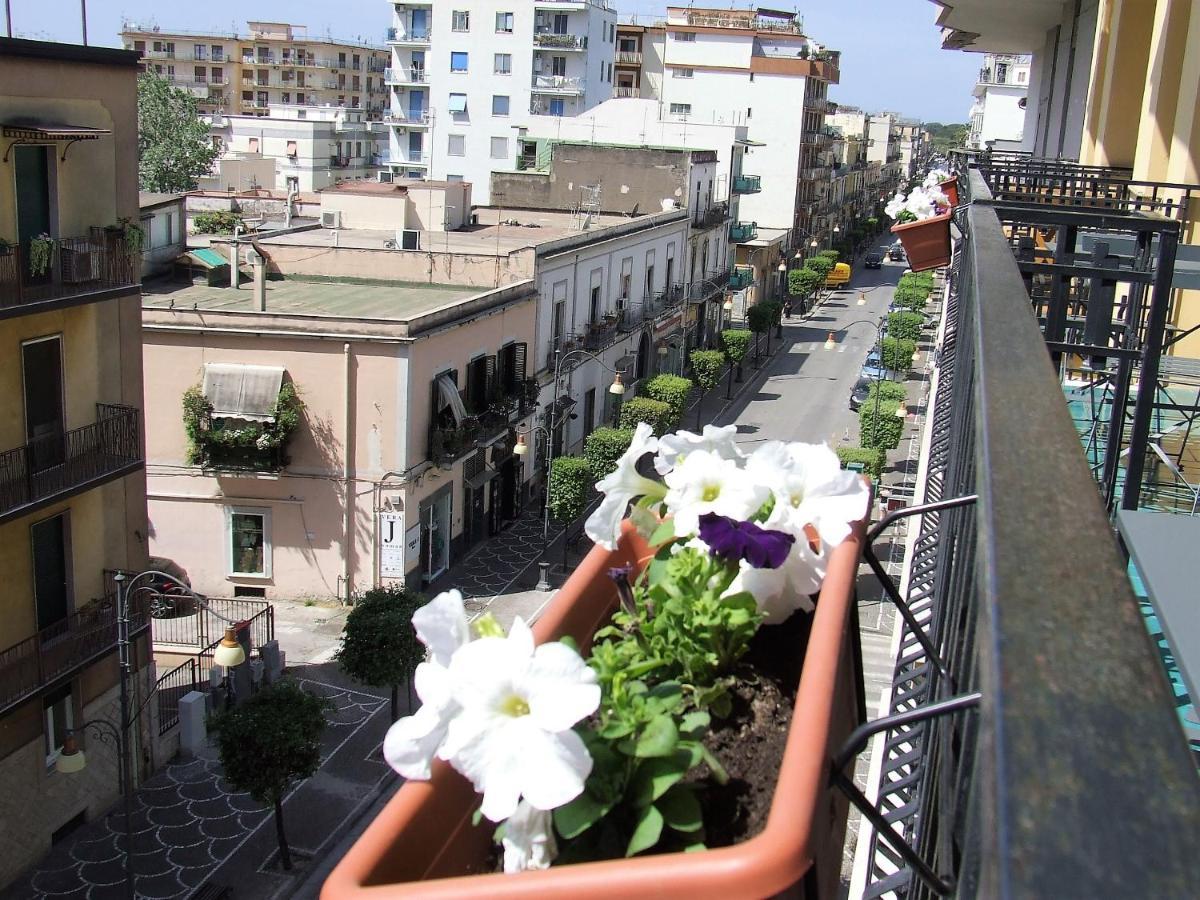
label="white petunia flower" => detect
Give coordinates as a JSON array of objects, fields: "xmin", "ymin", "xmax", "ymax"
[
  {"xmin": 654, "ymin": 423, "xmax": 742, "ymax": 475},
  {"xmin": 502, "ymin": 800, "xmax": 558, "ymax": 873},
  {"xmin": 884, "ymin": 192, "xmax": 908, "ymax": 220},
  {"xmin": 443, "ymin": 618, "xmax": 599, "ymax": 822},
  {"xmin": 382, "ymin": 590, "xmax": 471, "ymax": 779},
  {"xmin": 726, "ymin": 555, "xmax": 816, "ymax": 625},
  {"xmin": 663, "ymin": 449, "xmax": 770, "ymax": 538},
  {"xmin": 585, "ymin": 421, "xmax": 666, "ymax": 550},
  {"xmin": 922, "ymin": 168, "xmax": 952, "ymax": 189}
]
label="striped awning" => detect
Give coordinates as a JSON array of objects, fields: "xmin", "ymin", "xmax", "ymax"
[{"xmin": 3, "ymin": 124, "xmax": 112, "ymax": 140}]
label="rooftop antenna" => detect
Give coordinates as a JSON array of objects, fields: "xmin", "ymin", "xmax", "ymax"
[{"xmin": 577, "ymin": 183, "xmax": 602, "ymax": 230}]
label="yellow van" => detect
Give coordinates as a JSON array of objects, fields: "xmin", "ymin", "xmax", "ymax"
[{"xmin": 825, "ymin": 262, "xmax": 851, "ymax": 288}]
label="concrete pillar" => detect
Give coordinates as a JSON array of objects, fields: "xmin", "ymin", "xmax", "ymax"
[
  {"xmin": 1133, "ymin": 0, "xmax": 1190, "ymax": 183},
  {"xmin": 178, "ymin": 691, "xmax": 208, "ymax": 758},
  {"xmin": 260, "ymin": 640, "xmax": 283, "ymax": 683},
  {"xmin": 1082, "ymin": 0, "xmax": 1155, "ymax": 168}
]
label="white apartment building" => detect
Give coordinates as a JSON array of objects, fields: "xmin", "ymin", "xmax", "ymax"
[
  {"xmin": 967, "ymin": 54, "xmax": 1032, "ymax": 149},
  {"xmin": 829, "ymin": 108, "xmax": 903, "ymax": 196},
  {"xmin": 385, "ymin": 0, "xmax": 617, "ymax": 200},
  {"xmin": 644, "ymin": 7, "xmax": 840, "ymax": 248},
  {"xmin": 204, "ymin": 106, "xmax": 387, "ymax": 192}
]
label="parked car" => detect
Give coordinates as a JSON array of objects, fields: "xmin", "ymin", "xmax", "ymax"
[
  {"xmin": 888, "ymin": 243, "xmax": 907, "ymax": 261},
  {"xmin": 850, "ymin": 376, "xmax": 872, "ymax": 410},
  {"xmin": 861, "ymin": 351, "xmax": 888, "ymax": 381},
  {"xmin": 864, "ymin": 249, "xmax": 885, "ymax": 269}
]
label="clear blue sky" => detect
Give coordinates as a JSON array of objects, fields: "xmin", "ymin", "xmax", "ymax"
[{"xmin": 4, "ymin": 0, "xmax": 978, "ymax": 122}]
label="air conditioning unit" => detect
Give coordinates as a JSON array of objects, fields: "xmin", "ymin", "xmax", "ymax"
[
  {"xmin": 400, "ymin": 228, "xmax": 421, "ymax": 250},
  {"xmin": 378, "ymin": 171, "xmax": 394, "ymax": 183},
  {"xmin": 321, "ymin": 210, "xmax": 342, "ymax": 228}
]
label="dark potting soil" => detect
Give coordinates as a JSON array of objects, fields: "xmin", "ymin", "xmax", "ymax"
[{"xmin": 697, "ymin": 607, "xmax": 812, "ymax": 847}]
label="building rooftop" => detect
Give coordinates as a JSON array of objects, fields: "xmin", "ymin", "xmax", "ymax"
[
  {"xmin": 120, "ymin": 20, "xmax": 385, "ymax": 51},
  {"xmin": 140, "ymin": 192, "xmax": 185, "ymax": 209},
  {"xmin": 142, "ymin": 278, "xmax": 479, "ymax": 321}
]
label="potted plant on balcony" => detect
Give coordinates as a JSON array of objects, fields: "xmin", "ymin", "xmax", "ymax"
[
  {"xmin": 324, "ymin": 424, "xmax": 870, "ymax": 898},
  {"xmin": 922, "ymin": 168, "xmax": 958, "ymax": 207},
  {"xmin": 886, "ymin": 184, "xmax": 953, "ymax": 272},
  {"xmin": 28, "ymin": 233, "xmax": 55, "ymax": 278}
]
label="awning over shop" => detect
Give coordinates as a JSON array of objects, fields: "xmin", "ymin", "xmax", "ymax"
[
  {"xmin": 436, "ymin": 373, "xmax": 469, "ymax": 425},
  {"xmin": 2, "ymin": 123, "xmax": 112, "ymax": 162},
  {"xmin": 202, "ymin": 363, "xmax": 285, "ymax": 422}
]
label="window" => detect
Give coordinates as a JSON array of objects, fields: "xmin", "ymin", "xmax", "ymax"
[
  {"xmin": 494, "ymin": 53, "xmax": 512, "ymax": 74},
  {"xmin": 44, "ymin": 686, "xmax": 74, "ymax": 766},
  {"xmin": 452, "ymin": 10, "xmax": 470, "ymax": 31},
  {"xmin": 229, "ymin": 508, "xmax": 269, "ymax": 577},
  {"xmin": 495, "ymin": 12, "xmax": 514, "ymax": 33},
  {"xmin": 669, "ymin": 103, "xmax": 692, "ymax": 117},
  {"xmin": 553, "ymin": 14, "xmax": 568, "ymax": 34},
  {"xmin": 282, "ymin": 92, "xmax": 291, "ymax": 104},
  {"xmin": 447, "ymin": 174, "xmax": 464, "ymax": 182},
  {"xmin": 549, "ymin": 99, "xmax": 565, "ymax": 116},
  {"xmin": 672, "ymin": 31, "xmax": 696, "ymax": 42},
  {"xmin": 492, "ymin": 95, "xmax": 510, "ymax": 116},
  {"xmin": 551, "ymin": 56, "xmax": 567, "ymax": 77},
  {"xmin": 450, "ymin": 51, "xmax": 469, "ymax": 73},
  {"xmin": 194, "ymin": 44, "xmax": 206, "ymax": 60},
  {"xmin": 672, "ymin": 67, "xmax": 694, "ymax": 79},
  {"xmin": 448, "ymin": 93, "xmax": 468, "ymax": 114},
  {"xmin": 248, "ymin": 137, "xmax": 260, "ymax": 153},
  {"xmin": 619, "ymin": 38, "xmax": 637, "ymax": 53},
  {"xmin": 448, "ymin": 134, "xmax": 466, "ymax": 156},
  {"xmin": 1017, "ymin": 70, "xmax": 1027, "ymax": 83},
  {"xmin": 490, "ymin": 136, "xmax": 508, "ymax": 159}
]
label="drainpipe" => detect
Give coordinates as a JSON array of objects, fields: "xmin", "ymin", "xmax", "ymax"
[
  {"xmin": 285, "ymin": 185, "xmax": 298, "ymax": 229},
  {"xmin": 230, "ymin": 226, "xmax": 241, "ymax": 289},
  {"xmin": 343, "ymin": 343, "xmax": 354, "ymax": 603}
]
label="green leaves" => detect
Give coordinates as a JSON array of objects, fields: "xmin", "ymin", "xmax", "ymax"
[
  {"xmin": 626, "ymin": 804, "xmax": 664, "ymax": 857},
  {"xmin": 641, "ymin": 375, "xmax": 693, "ymax": 426},
  {"xmin": 555, "ymin": 790, "xmax": 615, "ymax": 840},
  {"xmin": 658, "ymin": 786, "xmax": 704, "ymax": 833},
  {"xmin": 720, "ymin": 329, "xmax": 753, "ymax": 364},
  {"xmin": 688, "ymin": 350, "xmax": 726, "ymax": 393},
  {"xmin": 137, "ymin": 72, "xmax": 220, "ymax": 192},
  {"xmin": 547, "ymin": 456, "xmax": 591, "ymax": 523},
  {"xmin": 631, "ymin": 715, "xmax": 679, "ymax": 758}
]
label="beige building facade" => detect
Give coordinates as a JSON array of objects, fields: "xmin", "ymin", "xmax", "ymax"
[
  {"xmin": 120, "ymin": 20, "xmax": 389, "ymax": 120},
  {"xmin": 0, "ymin": 39, "xmax": 150, "ymax": 888}
]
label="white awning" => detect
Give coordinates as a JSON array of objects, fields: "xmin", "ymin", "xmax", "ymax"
[
  {"xmin": 436, "ymin": 373, "xmax": 469, "ymax": 425},
  {"xmin": 202, "ymin": 363, "xmax": 285, "ymax": 422},
  {"xmin": 448, "ymin": 93, "xmax": 468, "ymax": 113}
]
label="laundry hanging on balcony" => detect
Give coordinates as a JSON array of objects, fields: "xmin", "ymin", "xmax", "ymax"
[
  {"xmin": 202, "ymin": 363, "xmax": 285, "ymax": 421},
  {"xmin": 436, "ymin": 373, "xmax": 470, "ymax": 424}
]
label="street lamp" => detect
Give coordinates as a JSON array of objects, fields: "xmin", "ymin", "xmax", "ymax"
[
  {"xmin": 825, "ymin": 318, "xmax": 893, "ymax": 444},
  {"xmin": 55, "ymin": 569, "xmax": 249, "ymax": 900}
]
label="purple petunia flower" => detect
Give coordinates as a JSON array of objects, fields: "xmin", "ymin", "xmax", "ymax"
[
  {"xmin": 698, "ymin": 513, "xmax": 795, "ymax": 569},
  {"xmin": 607, "ymin": 565, "xmax": 637, "ymax": 615}
]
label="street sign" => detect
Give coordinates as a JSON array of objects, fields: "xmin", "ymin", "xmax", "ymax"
[{"xmin": 379, "ymin": 512, "xmax": 405, "ymax": 578}]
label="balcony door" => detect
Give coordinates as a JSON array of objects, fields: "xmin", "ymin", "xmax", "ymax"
[
  {"xmin": 23, "ymin": 336, "xmax": 65, "ymax": 473},
  {"xmin": 31, "ymin": 513, "xmax": 70, "ymax": 633},
  {"xmin": 14, "ymin": 145, "xmax": 55, "ymax": 285}
]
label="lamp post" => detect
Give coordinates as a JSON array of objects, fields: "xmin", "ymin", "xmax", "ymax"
[
  {"xmin": 55, "ymin": 570, "xmax": 247, "ymax": 900},
  {"xmin": 521, "ymin": 348, "xmax": 626, "ymax": 586}
]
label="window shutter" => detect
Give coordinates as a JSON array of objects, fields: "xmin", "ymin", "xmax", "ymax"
[
  {"xmin": 485, "ymin": 354, "xmax": 498, "ymax": 404},
  {"xmin": 513, "ymin": 342, "xmax": 527, "ymax": 388}
]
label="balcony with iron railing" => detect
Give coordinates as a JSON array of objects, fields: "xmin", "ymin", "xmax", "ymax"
[
  {"xmin": 728, "ymin": 266, "xmax": 754, "ymax": 290},
  {"xmin": 685, "ymin": 268, "xmax": 731, "ymax": 304},
  {"xmin": 614, "ymin": 85, "xmax": 640, "ymax": 99},
  {"xmin": 385, "ymin": 66, "xmax": 428, "ymax": 85},
  {"xmin": 729, "ymin": 220, "xmax": 758, "ymax": 242},
  {"xmin": 616, "ymin": 50, "xmax": 642, "ymax": 65},
  {"xmin": 847, "ymin": 162, "xmax": 1200, "ymax": 899},
  {"xmin": 531, "ymin": 75, "xmax": 585, "ymax": 94},
  {"xmin": 383, "ymin": 110, "xmax": 432, "ymax": 128},
  {"xmin": 694, "ymin": 201, "xmax": 731, "ymax": 230},
  {"xmin": 0, "ymin": 578, "xmax": 151, "ymax": 718},
  {"xmin": 534, "ymin": 32, "xmax": 586, "ymax": 50},
  {"xmin": 0, "ymin": 230, "xmax": 140, "ymax": 320},
  {"xmin": 732, "ymin": 174, "xmax": 762, "ymax": 195},
  {"xmin": 387, "ymin": 26, "xmax": 432, "ymax": 45},
  {"xmin": 0, "ymin": 403, "xmax": 142, "ymax": 527}
]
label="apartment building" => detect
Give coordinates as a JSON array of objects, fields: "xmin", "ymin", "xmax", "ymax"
[
  {"xmin": 204, "ymin": 105, "xmax": 387, "ymax": 192},
  {"xmin": 894, "ymin": 119, "xmax": 927, "ymax": 178},
  {"xmin": 828, "ymin": 107, "xmax": 904, "ymax": 200},
  {"xmin": 385, "ymin": 0, "xmax": 617, "ymax": 199},
  {"xmin": 966, "ymin": 54, "xmax": 1031, "ymax": 149},
  {"xmin": 641, "ymin": 7, "xmax": 840, "ymax": 252},
  {"xmin": 120, "ymin": 21, "xmax": 389, "ymax": 120},
  {"xmin": 0, "ymin": 39, "xmax": 150, "ymax": 887}
]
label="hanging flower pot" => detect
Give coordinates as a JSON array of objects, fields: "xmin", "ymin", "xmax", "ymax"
[
  {"xmin": 939, "ymin": 177, "xmax": 959, "ymax": 207},
  {"xmin": 323, "ymin": 424, "xmax": 871, "ymax": 900},
  {"xmin": 890, "ymin": 212, "xmax": 952, "ymax": 272}
]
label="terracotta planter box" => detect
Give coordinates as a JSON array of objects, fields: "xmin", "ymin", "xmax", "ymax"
[
  {"xmin": 939, "ymin": 176, "xmax": 959, "ymax": 207},
  {"xmin": 890, "ymin": 212, "xmax": 952, "ymax": 272},
  {"xmin": 323, "ymin": 521, "xmax": 865, "ymax": 900}
]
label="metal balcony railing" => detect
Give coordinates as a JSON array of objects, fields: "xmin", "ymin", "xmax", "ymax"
[
  {"xmin": 385, "ymin": 66, "xmax": 428, "ymax": 84},
  {"xmin": 729, "ymin": 221, "xmax": 758, "ymax": 242},
  {"xmin": 0, "ymin": 403, "xmax": 142, "ymax": 525},
  {"xmin": 728, "ymin": 266, "xmax": 754, "ymax": 290},
  {"xmin": 850, "ymin": 166, "xmax": 1200, "ymax": 900},
  {"xmin": 694, "ymin": 201, "xmax": 730, "ymax": 229},
  {"xmin": 0, "ymin": 231, "xmax": 139, "ymax": 320},
  {"xmin": 616, "ymin": 50, "xmax": 642, "ymax": 65},
  {"xmin": 614, "ymin": 86, "xmax": 640, "ymax": 98},
  {"xmin": 531, "ymin": 74, "xmax": 584, "ymax": 93},
  {"xmin": 685, "ymin": 269, "xmax": 731, "ymax": 304},
  {"xmin": 0, "ymin": 581, "xmax": 151, "ymax": 717},
  {"xmin": 732, "ymin": 174, "xmax": 761, "ymax": 194},
  {"xmin": 534, "ymin": 33, "xmax": 585, "ymax": 49}
]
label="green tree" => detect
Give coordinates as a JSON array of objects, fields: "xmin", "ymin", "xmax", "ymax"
[
  {"xmin": 923, "ymin": 122, "xmax": 970, "ymax": 154},
  {"xmin": 335, "ymin": 585, "xmax": 428, "ymax": 721},
  {"xmin": 211, "ymin": 681, "xmax": 329, "ymax": 871},
  {"xmin": 859, "ymin": 397, "xmax": 905, "ymax": 450},
  {"xmin": 547, "ymin": 456, "xmax": 591, "ymax": 524},
  {"xmin": 688, "ymin": 349, "xmax": 727, "ymax": 429},
  {"xmin": 887, "ymin": 311, "xmax": 924, "ymax": 343},
  {"xmin": 789, "ymin": 267, "xmax": 822, "ymax": 303},
  {"xmin": 881, "ymin": 336, "xmax": 917, "ymax": 372},
  {"xmin": 584, "ymin": 427, "xmax": 634, "ymax": 481},
  {"xmin": 836, "ymin": 446, "xmax": 887, "ymax": 481},
  {"xmin": 804, "ymin": 255, "xmax": 834, "ymax": 282},
  {"xmin": 619, "ymin": 396, "xmax": 675, "ymax": 435},
  {"xmin": 137, "ymin": 72, "xmax": 220, "ymax": 192},
  {"xmin": 721, "ymin": 329, "xmax": 752, "ymax": 382},
  {"xmin": 640, "ymin": 374, "xmax": 692, "ymax": 428}
]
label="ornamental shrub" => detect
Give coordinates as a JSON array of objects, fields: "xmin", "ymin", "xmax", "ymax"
[
  {"xmin": 868, "ymin": 380, "xmax": 908, "ymax": 404},
  {"xmin": 881, "ymin": 337, "xmax": 917, "ymax": 372},
  {"xmin": 641, "ymin": 374, "xmax": 692, "ymax": 426},
  {"xmin": 746, "ymin": 303, "xmax": 774, "ymax": 335},
  {"xmin": 547, "ymin": 456, "xmax": 591, "ymax": 524},
  {"xmin": 619, "ymin": 397, "xmax": 674, "ymax": 435},
  {"xmin": 887, "ymin": 311, "xmax": 924, "ymax": 343},
  {"xmin": 336, "ymin": 585, "xmax": 429, "ymax": 720},
  {"xmin": 584, "ymin": 427, "xmax": 634, "ymax": 481},
  {"xmin": 689, "ymin": 350, "xmax": 725, "ymax": 394},
  {"xmin": 181, "ymin": 380, "xmax": 303, "ymax": 469},
  {"xmin": 193, "ymin": 210, "xmax": 245, "ymax": 234},
  {"xmin": 836, "ymin": 446, "xmax": 887, "ymax": 481},
  {"xmin": 788, "ymin": 267, "xmax": 822, "ymax": 299},
  {"xmin": 859, "ymin": 398, "xmax": 904, "ymax": 450},
  {"xmin": 720, "ymin": 329, "xmax": 752, "ymax": 364},
  {"xmin": 817, "ymin": 249, "xmax": 839, "ymax": 263},
  {"xmin": 804, "ymin": 255, "xmax": 834, "ymax": 280}
]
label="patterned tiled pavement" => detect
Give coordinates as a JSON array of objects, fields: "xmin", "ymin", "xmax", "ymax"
[
  {"xmin": 427, "ymin": 508, "xmax": 548, "ymax": 610},
  {"xmin": 5, "ymin": 672, "xmax": 391, "ymax": 900}
]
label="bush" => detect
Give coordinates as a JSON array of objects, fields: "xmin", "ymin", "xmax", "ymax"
[
  {"xmin": 746, "ymin": 302, "xmax": 774, "ymax": 335},
  {"xmin": 804, "ymin": 255, "xmax": 834, "ymax": 280},
  {"xmin": 817, "ymin": 250, "xmax": 840, "ymax": 263},
  {"xmin": 584, "ymin": 427, "xmax": 633, "ymax": 481},
  {"xmin": 182, "ymin": 381, "xmax": 303, "ymax": 470},
  {"xmin": 887, "ymin": 311, "xmax": 924, "ymax": 342},
  {"xmin": 865, "ymin": 216, "xmax": 879, "ymax": 230},
  {"xmin": 859, "ymin": 398, "xmax": 904, "ymax": 450},
  {"xmin": 788, "ymin": 267, "xmax": 822, "ymax": 299},
  {"xmin": 868, "ymin": 380, "xmax": 908, "ymax": 404},
  {"xmin": 836, "ymin": 446, "xmax": 886, "ymax": 481},
  {"xmin": 619, "ymin": 396, "xmax": 674, "ymax": 435},
  {"xmin": 689, "ymin": 349, "xmax": 725, "ymax": 393},
  {"xmin": 881, "ymin": 337, "xmax": 917, "ymax": 372},
  {"xmin": 547, "ymin": 456, "xmax": 591, "ymax": 523},
  {"xmin": 336, "ymin": 585, "xmax": 428, "ymax": 720},
  {"xmin": 721, "ymin": 329, "xmax": 752, "ymax": 363},
  {"xmin": 641, "ymin": 374, "xmax": 692, "ymax": 426},
  {"xmin": 193, "ymin": 210, "xmax": 245, "ymax": 234}
]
